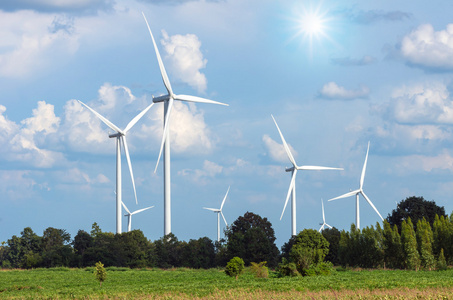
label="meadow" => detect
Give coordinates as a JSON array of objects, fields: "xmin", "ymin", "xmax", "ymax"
[{"xmin": 1, "ymin": 267, "xmax": 453, "ymax": 299}]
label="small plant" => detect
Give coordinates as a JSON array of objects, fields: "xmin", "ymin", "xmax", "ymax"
[
  {"xmin": 225, "ymin": 257, "xmax": 244, "ymax": 280},
  {"xmin": 94, "ymin": 261, "xmax": 107, "ymax": 287},
  {"xmin": 250, "ymin": 261, "xmax": 269, "ymax": 278},
  {"xmin": 277, "ymin": 258, "xmax": 299, "ymax": 277}
]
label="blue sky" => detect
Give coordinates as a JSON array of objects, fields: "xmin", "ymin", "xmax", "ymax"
[{"xmin": 2, "ymin": 0, "xmax": 453, "ymax": 248}]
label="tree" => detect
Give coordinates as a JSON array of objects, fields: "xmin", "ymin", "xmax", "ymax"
[
  {"xmin": 225, "ymin": 257, "xmax": 244, "ymax": 279},
  {"xmin": 289, "ymin": 229, "xmax": 329, "ymax": 275},
  {"xmin": 225, "ymin": 212, "xmax": 279, "ymax": 268},
  {"xmin": 387, "ymin": 196, "xmax": 446, "ymax": 231},
  {"xmin": 181, "ymin": 237, "xmax": 216, "ymax": 269},
  {"xmin": 41, "ymin": 227, "xmax": 73, "ymax": 267},
  {"xmin": 154, "ymin": 233, "xmax": 183, "ymax": 268},
  {"xmin": 94, "ymin": 261, "xmax": 107, "ymax": 287},
  {"xmin": 416, "ymin": 218, "xmax": 435, "ymax": 270},
  {"xmin": 321, "ymin": 227, "xmax": 341, "ymax": 265},
  {"xmin": 72, "ymin": 230, "xmax": 93, "ymax": 267},
  {"xmin": 383, "ymin": 221, "xmax": 404, "ymax": 269},
  {"xmin": 113, "ymin": 230, "xmax": 151, "ymax": 268},
  {"xmin": 401, "ymin": 218, "xmax": 420, "ymax": 270}
]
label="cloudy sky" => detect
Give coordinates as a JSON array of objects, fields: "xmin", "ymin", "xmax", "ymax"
[{"xmin": 2, "ymin": 0, "xmax": 453, "ymax": 247}]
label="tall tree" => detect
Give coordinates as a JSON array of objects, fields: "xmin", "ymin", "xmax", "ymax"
[
  {"xmin": 321, "ymin": 227, "xmax": 341, "ymax": 265},
  {"xmin": 416, "ymin": 218, "xmax": 435, "ymax": 270},
  {"xmin": 289, "ymin": 229, "xmax": 329, "ymax": 274},
  {"xmin": 41, "ymin": 227, "xmax": 73, "ymax": 267},
  {"xmin": 225, "ymin": 212, "xmax": 279, "ymax": 268},
  {"xmin": 387, "ymin": 196, "xmax": 446, "ymax": 231},
  {"xmin": 383, "ymin": 221, "xmax": 403, "ymax": 269},
  {"xmin": 401, "ymin": 218, "xmax": 420, "ymax": 270}
]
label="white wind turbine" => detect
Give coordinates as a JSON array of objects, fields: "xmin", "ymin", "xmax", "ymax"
[
  {"xmin": 328, "ymin": 141, "xmax": 383, "ymax": 229},
  {"xmin": 271, "ymin": 115, "xmax": 343, "ymax": 236},
  {"xmin": 142, "ymin": 13, "xmax": 228, "ymax": 236},
  {"xmin": 203, "ymin": 186, "xmax": 230, "ymax": 242},
  {"xmin": 121, "ymin": 202, "xmax": 154, "ymax": 232},
  {"xmin": 318, "ymin": 199, "xmax": 332, "ymax": 232},
  {"xmin": 78, "ymin": 100, "xmax": 154, "ymax": 234}
]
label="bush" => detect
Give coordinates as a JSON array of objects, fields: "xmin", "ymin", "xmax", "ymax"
[
  {"xmin": 225, "ymin": 257, "xmax": 244, "ymax": 279},
  {"xmin": 250, "ymin": 261, "xmax": 269, "ymax": 278},
  {"xmin": 94, "ymin": 261, "xmax": 107, "ymax": 287},
  {"xmin": 277, "ymin": 258, "xmax": 299, "ymax": 277}
]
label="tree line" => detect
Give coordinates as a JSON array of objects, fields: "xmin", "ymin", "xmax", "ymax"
[{"xmin": 1, "ymin": 196, "xmax": 451, "ymax": 271}]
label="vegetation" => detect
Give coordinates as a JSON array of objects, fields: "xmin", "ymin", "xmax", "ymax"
[
  {"xmin": 225, "ymin": 257, "xmax": 245, "ymax": 279},
  {"xmin": 94, "ymin": 261, "xmax": 106, "ymax": 287},
  {"xmin": 249, "ymin": 261, "xmax": 269, "ymax": 278}
]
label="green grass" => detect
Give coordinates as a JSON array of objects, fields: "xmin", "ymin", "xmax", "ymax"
[{"xmin": 1, "ymin": 267, "xmax": 453, "ymax": 299}]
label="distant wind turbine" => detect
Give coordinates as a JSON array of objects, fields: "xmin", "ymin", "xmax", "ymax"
[
  {"xmin": 203, "ymin": 186, "xmax": 230, "ymax": 242},
  {"xmin": 328, "ymin": 141, "xmax": 383, "ymax": 229},
  {"xmin": 271, "ymin": 115, "xmax": 343, "ymax": 236},
  {"xmin": 142, "ymin": 12, "xmax": 228, "ymax": 236},
  {"xmin": 78, "ymin": 100, "xmax": 154, "ymax": 234},
  {"xmin": 319, "ymin": 199, "xmax": 332, "ymax": 232},
  {"xmin": 121, "ymin": 202, "xmax": 154, "ymax": 232}
]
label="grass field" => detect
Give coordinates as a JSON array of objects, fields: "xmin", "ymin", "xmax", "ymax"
[{"xmin": 1, "ymin": 267, "xmax": 453, "ymax": 299}]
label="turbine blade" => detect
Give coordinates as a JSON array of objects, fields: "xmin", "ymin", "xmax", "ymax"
[
  {"xmin": 361, "ymin": 191, "xmax": 384, "ymax": 221},
  {"xmin": 319, "ymin": 224, "xmax": 323, "ymax": 232},
  {"xmin": 271, "ymin": 115, "xmax": 297, "ymax": 167},
  {"xmin": 174, "ymin": 94, "xmax": 228, "ymax": 106},
  {"xmin": 328, "ymin": 189, "xmax": 359, "ymax": 201},
  {"xmin": 154, "ymin": 98, "xmax": 174, "ymax": 173},
  {"xmin": 78, "ymin": 100, "xmax": 122, "ymax": 134},
  {"xmin": 360, "ymin": 141, "xmax": 370, "ymax": 189},
  {"xmin": 131, "ymin": 206, "xmax": 154, "ymax": 215},
  {"xmin": 221, "ymin": 211, "xmax": 228, "ymax": 226},
  {"xmin": 220, "ymin": 186, "xmax": 230, "ymax": 210},
  {"xmin": 280, "ymin": 170, "xmax": 297, "ymax": 220},
  {"xmin": 326, "ymin": 223, "xmax": 333, "ymax": 229},
  {"xmin": 124, "ymin": 102, "xmax": 154, "ymax": 133},
  {"xmin": 121, "ymin": 201, "xmax": 131, "ymax": 214},
  {"xmin": 203, "ymin": 207, "xmax": 219, "ymax": 212},
  {"xmin": 322, "ymin": 199, "xmax": 326, "ymax": 223},
  {"xmin": 298, "ymin": 166, "xmax": 343, "ymax": 171},
  {"xmin": 122, "ymin": 136, "xmax": 138, "ymax": 205},
  {"xmin": 142, "ymin": 12, "xmax": 173, "ymax": 96}
]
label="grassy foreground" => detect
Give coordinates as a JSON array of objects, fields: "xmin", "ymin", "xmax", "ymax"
[{"xmin": 1, "ymin": 267, "xmax": 453, "ymax": 299}]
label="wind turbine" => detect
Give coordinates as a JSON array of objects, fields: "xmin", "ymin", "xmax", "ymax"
[
  {"xmin": 142, "ymin": 13, "xmax": 228, "ymax": 236},
  {"xmin": 78, "ymin": 100, "xmax": 154, "ymax": 234},
  {"xmin": 271, "ymin": 115, "xmax": 343, "ymax": 236},
  {"xmin": 318, "ymin": 199, "xmax": 332, "ymax": 232},
  {"xmin": 121, "ymin": 202, "xmax": 154, "ymax": 232},
  {"xmin": 328, "ymin": 141, "xmax": 383, "ymax": 229},
  {"xmin": 203, "ymin": 186, "xmax": 230, "ymax": 242}
]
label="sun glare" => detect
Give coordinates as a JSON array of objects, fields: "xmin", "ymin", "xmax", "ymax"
[{"xmin": 300, "ymin": 13, "xmax": 325, "ymax": 38}]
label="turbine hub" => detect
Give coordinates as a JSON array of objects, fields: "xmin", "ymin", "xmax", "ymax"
[
  {"xmin": 109, "ymin": 132, "xmax": 121, "ymax": 138},
  {"xmin": 153, "ymin": 94, "xmax": 170, "ymax": 103},
  {"xmin": 285, "ymin": 167, "xmax": 295, "ymax": 172}
]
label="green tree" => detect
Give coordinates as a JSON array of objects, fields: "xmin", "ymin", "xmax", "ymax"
[
  {"xmin": 181, "ymin": 237, "xmax": 216, "ymax": 269},
  {"xmin": 113, "ymin": 230, "xmax": 151, "ymax": 268},
  {"xmin": 387, "ymin": 196, "xmax": 446, "ymax": 231},
  {"xmin": 72, "ymin": 230, "xmax": 93, "ymax": 267},
  {"xmin": 225, "ymin": 212, "xmax": 279, "ymax": 268},
  {"xmin": 41, "ymin": 227, "xmax": 73, "ymax": 267},
  {"xmin": 289, "ymin": 229, "xmax": 329, "ymax": 275},
  {"xmin": 383, "ymin": 221, "xmax": 404, "ymax": 269},
  {"xmin": 154, "ymin": 233, "xmax": 183, "ymax": 268},
  {"xmin": 225, "ymin": 257, "xmax": 244, "ymax": 279},
  {"xmin": 433, "ymin": 214, "xmax": 453, "ymax": 264},
  {"xmin": 416, "ymin": 218, "xmax": 435, "ymax": 270},
  {"xmin": 321, "ymin": 227, "xmax": 341, "ymax": 265},
  {"xmin": 94, "ymin": 261, "xmax": 107, "ymax": 287},
  {"xmin": 401, "ymin": 218, "xmax": 421, "ymax": 270}
]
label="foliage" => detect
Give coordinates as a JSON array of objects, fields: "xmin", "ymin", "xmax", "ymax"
[
  {"xmin": 277, "ymin": 257, "xmax": 299, "ymax": 277},
  {"xmin": 94, "ymin": 261, "xmax": 107, "ymax": 287},
  {"xmin": 383, "ymin": 221, "xmax": 404, "ymax": 269},
  {"xmin": 401, "ymin": 218, "xmax": 421, "ymax": 270},
  {"xmin": 321, "ymin": 227, "xmax": 341, "ymax": 265},
  {"xmin": 387, "ymin": 196, "xmax": 446, "ymax": 231},
  {"xmin": 437, "ymin": 248, "xmax": 447, "ymax": 271},
  {"xmin": 416, "ymin": 218, "xmax": 435, "ymax": 270},
  {"xmin": 225, "ymin": 257, "xmax": 244, "ymax": 279},
  {"xmin": 225, "ymin": 212, "xmax": 280, "ymax": 268},
  {"xmin": 249, "ymin": 261, "xmax": 269, "ymax": 278}
]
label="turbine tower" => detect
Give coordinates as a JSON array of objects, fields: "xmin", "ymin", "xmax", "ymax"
[
  {"xmin": 203, "ymin": 186, "xmax": 230, "ymax": 242},
  {"xmin": 122, "ymin": 202, "xmax": 154, "ymax": 232},
  {"xmin": 142, "ymin": 13, "xmax": 228, "ymax": 236},
  {"xmin": 318, "ymin": 199, "xmax": 332, "ymax": 232},
  {"xmin": 328, "ymin": 141, "xmax": 383, "ymax": 229},
  {"xmin": 271, "ymin": 115, "xmax": 343, "ymax": 236},
  {"xmin": 78, "ymin": 100, "xmax": 154, "ymax": 234}
]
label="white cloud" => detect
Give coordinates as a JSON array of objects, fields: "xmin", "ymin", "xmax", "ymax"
[
  {"xmin": 0, "ymin": 11, "xmax": 79, "ymax": 78},
  {"xmin": 161, "ymin": 30, "xmax": 208, "ymax": 93},
  {"xmin": 178, "ymin": 160, "xmax": 223, "ymax": 185},
  {"xmin": 319, "ymin": 82, "xmax": 369, "ymax": 100},
  {"xmin": 397, "ymin": 150, "xmax": 453, "ymax": 173},
  {"xmin": 401, "ymin": 23, "xmax": 453, "ymax": 70},
  {"xmin": 262, "ymin": 134, "xmax": 297, "ymax": 164}
]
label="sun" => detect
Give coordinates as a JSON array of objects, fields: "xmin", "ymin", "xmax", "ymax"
[{"xmin": 299, "ymin": 12, "xmax": 326, "ymax": 38}]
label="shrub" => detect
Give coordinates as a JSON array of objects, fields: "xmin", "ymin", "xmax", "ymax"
[
  {"xmin": 277, "ymin": 258, "xmax": 299, "ymax": 277},
  {"xmin": 225, "ymin": 257, "xmax": 244, "ymax": 279},
  {"xmin": 94, "ymin": 261, "xmax": 107, "ymax": 287},
  {"xmin": 250, "ymin": 261, "xmax": 269, "ymax": 278}
]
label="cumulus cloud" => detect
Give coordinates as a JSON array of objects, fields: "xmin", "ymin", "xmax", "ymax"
[
  {"xmin": 330, "ymin": 56, "xmax": 376, "ymax": 66},
  {"xmin": 400, "ymin": 23, "xmax": 453, "ymax": 71},
  {"xmin": 0, "ymin": 0, "xmax": 115, "ymax": 14},
  {"xmin": 178, "ymin": 160, "xmax": 223, "ymax": 185},
  {"xmin": 262, "ymin": 134, "xmax": 297, "ymax": 164},
  {"xmin": 0, "ymin": 11, "xmax": 79, "ymax": 78},
  {"xmin": 397, "ymin": 150, "xmax": 453, "ymax": 173},
  {"xmin": 344, "ymin": 9, "xmax": 411, "ymax": 24},
  {"xmin": 161, "ymin": 30, "xmax": 208, "ymax": 93},
  {"xmin": 319, "ymin": 82, "xmax": 369, "ymax": 100}
]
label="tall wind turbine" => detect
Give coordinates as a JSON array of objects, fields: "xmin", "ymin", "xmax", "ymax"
[
  {"xmin": 142, "ymin": 13, "xmax": 228, "ymax": 236},
  {"xmin": 328, "ymin": 141, "xmax": 383, "ymax": 229},
  {"xmin": 319, "ymin": 199, "xmax": 332, "ymax": 232},
  {"xmin": 121, "ymin": 202, "xmax": 154, "ymax": 232},
  {"xmin": 203, "ymin": 186, "xmax": 230, "ymax": 242},
  {"xmin": 78, "ymin": 100, "xmax": 154, "ymax": 234},
  {"xmin": 271, "ymin": 115, "xmax": 343, "ymax": 236}
]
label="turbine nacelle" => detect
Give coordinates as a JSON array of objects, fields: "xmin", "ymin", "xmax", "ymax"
[
  {"xmin": 109, "ymin": 132, "xmax": 123, "ymax": 138},
  {"xmin": 285, "ymin": 167, "xmax": 295, "ymax": 172},
  {"xmin": 152, "ymin": 94, "xmax": 170, "ymax": 103}
]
